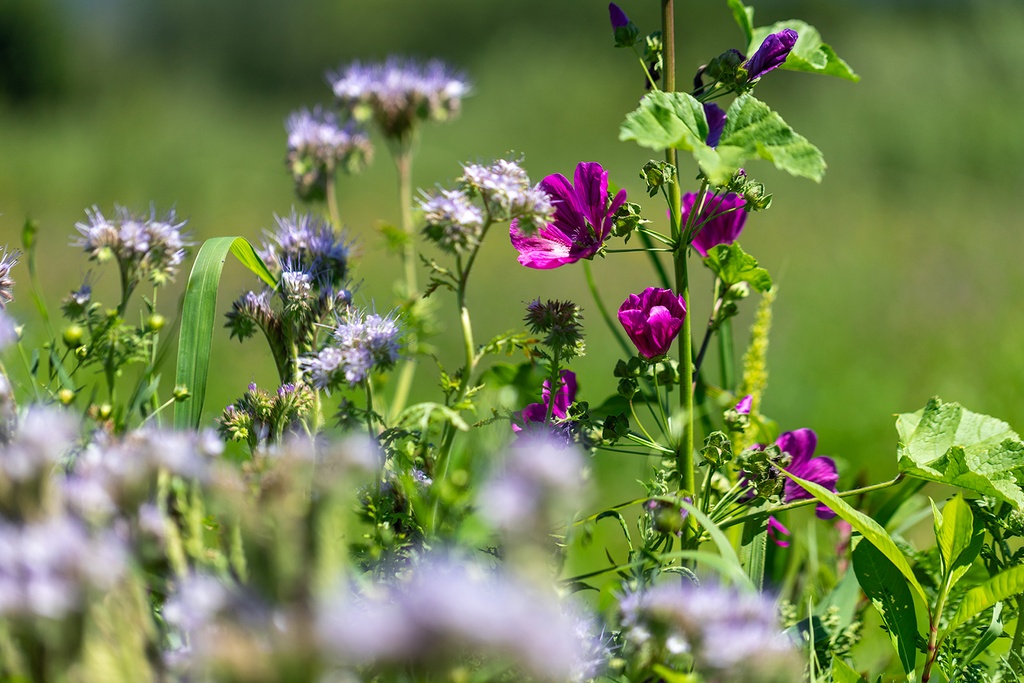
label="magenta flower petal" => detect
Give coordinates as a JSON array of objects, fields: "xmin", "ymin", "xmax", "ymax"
[
  {"xmin": 617, "ymin": 287, "xmax": 686, "ymax": 359},
  {"xmin": 776, "ymin": 428, "xmax": 817, "ymax": 466},
  {"xmin": 746, "ymin": 29, "xmax": 799, "ymax": 81},
  {"xmin": 510, "ymin": 162, "xmax": 624, "ymax": 269},
  {"xmin": 775, "ymin": 428, "xmax": 839, "ymax": 519},
  {"xmin": 514, "ymin": 370, "xmax": 578, "ymax": 433},
  {"xmin": 684, "ymin": 192, "xmax": 748, "ymax": 258},
  {"xmin": 735, "ymin": 394, "xmax": 753, "ymax": 415},
  {"xmin": 767, "ymin": 516, "xmax": 790, "ymax": 548}
]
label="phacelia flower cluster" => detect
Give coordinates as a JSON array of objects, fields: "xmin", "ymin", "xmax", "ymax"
[
  {"xmin": 419, "ymin": 158, "xmax": 553, "ymax": 254},
  {"xmin": 328, "ymin": 57, "xmax": 470, "ymax": 140},
  {"xmin": 219, "ymin": 382, "xmax": 316, "ymax": 450},
  {"xmin": 0, "ymin": 248, "xmax": 18, "ymax": 309},
  {"xmin": 300, "ymin": 309, "xmax": 403, "ymax": 389},
  {"xmin": 286, "ymin": 105, "xmax": 373, "ymax": 201},
  {"xmin": 510, "ymin": 161, "xmax": 626, "ymax": 269},
  {"xmin": 73, "ymin": 205, "xmax": 189, "ymax": 288},
  {"xmin": 259, "ymin": 210, "xmax": 351, "ymax": 288}
]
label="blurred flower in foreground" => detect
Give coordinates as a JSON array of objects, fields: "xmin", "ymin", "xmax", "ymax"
[
  {"xmin": 317, "ymin": 558, "xmax": 594, "ymax": 681},
  {"xmin": 619, "ymin": 580, "xmax": 801, "ymax": 682},
  {"xmin": 328, "ymin": 57, "xmax": 469, "ymax": 140},
  {"xmin": 285, "ymin": 105, "xmax": 373, "ymax": 201},
  {"xmin": 745, "ymin": 29, "xmax": 799, "ymax": 82},
  {"xmin": 683, "ymin": 192, "xmax": 748, "ymax": 257},
  {"xmin": 73, "ymin": 205, "xmax": 189, "ymax": 288},
  {"xmin": 510, "ymin": 161, "xmax": 626, "ymax": 269},
  {"xmin": 618, "ymin": 287, "xmax": 687, "ymax": 360}
]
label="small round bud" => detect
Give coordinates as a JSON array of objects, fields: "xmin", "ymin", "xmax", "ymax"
[
  {"xmin": 144, "ymin": 314, "xmax": 166, "ymax": 332},
  {"xmin": 58, "ymin": 388, "xmax": 75, "ymax": 405},
  {"xmin": 62, "ymin": 324, "xmax": 85, "ymax": 349},
  {"xmin": 75, "ymin": 346, "xmax": 88, "ymax": 359},
  {"xmin": 97, "ymin": 403, "xmax": 113, "ymax": 420},
  {"xmin": 173, "ymin": 385, "xmax": 191, "ymax": 401}
]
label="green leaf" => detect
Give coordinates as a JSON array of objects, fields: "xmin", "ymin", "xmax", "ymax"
[
  {"xmin": 831, "ymin": 656, "xmax": 867, "ymax": 683},
  {"xmin": 678, "ymin": 499, "xmax": 753, "ymax": 591},
  {"xmin": 945, "ymin": 564, "xmax": 1024, "ymax": 633},
  {"xmin": 619, "ymin": 92, "xmax": 824, "ymax": 185},
  {"xmin": 394, "ymin": 402, "xmax": 470, "ymax": 433},
  {"xmin": 933, "ymin": 494, "xmax": 977, "ymax": 580},
  {"xmin": 726, "ymin": 0, "xmax": 754, "ymax": 45},
  {"xmin": 783, "ymin": 468, "xmax": 928, "ymax": 605},
  {"xmin": 852, "ymin": 538, "xmax": 919, "ymax": 675},
  {"xmin": 718, "ymin": 94, "xmax": 826, "ymax": 183},
  {"xmin": 896, "ymin": 397, "xmax": 1024, "ymax": 509},
  {"xmin": 749, "ymin": 20, "xmax": 859, "ymax": 82},
  {"xmin": 174, "ymin": 237, "xmax": 276, "ymax": 430},
  {"xmin": 702, "ymin": 243, "xmax": 772, "ymax": 291}
]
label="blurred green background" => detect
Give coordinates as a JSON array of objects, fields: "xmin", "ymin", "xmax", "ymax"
[{"xmin": 2, "ymin": 0, "xmax": 1024, "ymax": 485}]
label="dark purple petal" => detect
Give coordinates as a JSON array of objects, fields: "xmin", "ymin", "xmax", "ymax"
[
  {"xmin": 684, "ymin": 192, "xmax": 748, "ymax": 257},
  {"xmin": 513, "ymin": 401, "xmax": 547, "ymax": 432},
  {"xmin": 703, "ymin": 103, "xmax": 727, "ymax": 148},
  {"xmin": 574, "ymin": 162, "xmax": 610, "ymax": 243},
  {"xmin": 545, "ymin": 370, "xmax": 578, "ymax": 419},
  {"xmin": 608, "ymin": 3, "xmax": 629, "ymax": 29},
  {"xmin": 783, "ymin": 455, "xmax": 839, "ymax": 519},
  {"xmin": 776, "ymin": 428, "xmax": 817, "ymax": 468},
  {"xmin": 540, "ymin": 173, "xmax": 588, "ymax": 233},
  {"xmin": 746, "ymin": 29, "xmax": 798, "ymax": 81}
]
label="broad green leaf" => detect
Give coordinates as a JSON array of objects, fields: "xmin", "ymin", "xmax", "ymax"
[
  {"xmin": 702, "ymin": 243, "xmax": 772, "ymax": 291},
  {"xmin": 934, "ymin": 495, "xmax": 976, "ymax": 579},
  {"xmin": 896, "ymin": 397, "xmax": 1024, "ymax": 509},
  {"xmin": 740, "ymin": 517, "xmax": 767, "ymax": 590},
  {"xmin": 174, "ymin": 237, "xmax": 276, "ymax": 430},
  {"xmin": 852, "ymin": 538, "xmax": 919, "ymax": 675},
  {"xmin": 945, "ymin": 564, "xmax": 1024, "ymax": 633},
  {"xmin": 620, "ymin": 92, "xmax": 825, "ymax": 185},
  {"xmin": 749, "ymin": 20, "xmax": 859, "ymax": 82},
  {"xmin": 726, "ymin": 0, "xmax": 754, "ymax": 45},
  {"xmin": 783, "ymin": 468, "xmax": 928, "ymax": 605},
  {"xmin": 719, "ymin": 94, "xmax": 826, "ymax": 183},
  {"xmin": 832, "ymin": 656, "xmax": 867, "ymax": 683}
]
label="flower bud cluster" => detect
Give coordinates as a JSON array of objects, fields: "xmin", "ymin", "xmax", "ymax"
[
  {"xmin": 524, "ymin": 299, "xmax": 585, "ymax": 360},
  {"xmin": 218, "ymin": 382, "xmax": 315, "ymax": 450}
]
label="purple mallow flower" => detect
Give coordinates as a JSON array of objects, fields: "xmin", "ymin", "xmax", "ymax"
[
  {"xmin": 776, "ymin": 428, "xmax": 839, "ymax": 519},
  {"xmin": 745, "ymin": 29, "xmax": 799, "ymax": 82},
  {"xmin": 683, "ymin": 192, "xmax": 748, "ymax": 257},
  {"xmin": 617, "ymin": 287, "xmax": 686, "ymax": 360},
  {"xmin": 510, "ymin": 162, "xmax": 626, "ymax": 269},
  {"xmin": 515, "ymin": 370, "xmax": 577, "ymax": 431}
]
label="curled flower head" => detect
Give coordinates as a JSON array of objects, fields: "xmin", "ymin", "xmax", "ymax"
[
  {"xmin": 328, "ymin": 57, "xmax": 469, "ymax": 140},
  {"xmin": 419, "ymin": 188, "xmax": 484, "ymax": 253},
  {"xmin": 286, "ymin": 105, "xmax": 373, "ymax": 201},
  {"xmin": 225, "ymin": 289, "xmax": 277, "ymax": 342},
  {"xmin": 300, "ymin": 309, "xmax": 403, "ymax": 389},
  {"xmin": 73, "ymin": 205, "xmax": 189, "ymax": 287},
  {"xmin": 510, "ymin": 162, "xmax": 626, "ymax": 269},
  {"xmin": 618, "ymin": 287, "xmax": 686, "ymax": 360},
  {"xmin": 745, "ymin": 29, "xmax": 799, "ymax": 82},
  {"xmin": 683, "ymin": 192, "xmax": 748, "ymax": 258}
]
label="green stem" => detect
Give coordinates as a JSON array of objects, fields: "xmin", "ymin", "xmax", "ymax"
[
  {"xmin": 718, "ymin": 317, "xmax": 735, "ymax": 392},
  {"xmin": 389, "ymin": 142, "xmax": 418, "ymax": 418},
  {"xmin": 583, "ymin": 261, "xmax": 632, "ymax": 358},
  {"xmin": 364, "ymin": 381, "xmax": 376, "ymax": 437},
  {"xmin": 326, "ymin": 177, "xmax": 343, "ymax": 231},
  {"xmin": 923, "ymin": 580, "xmax": 952, "ymax": 683}
]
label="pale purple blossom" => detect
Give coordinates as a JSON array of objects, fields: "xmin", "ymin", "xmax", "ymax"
[
  {"xmin": 73, "ymin": 205, "xmax": 189, "ymax": 286},
  {"xmin": 419, "ymin": 188, "xmax": 484, "ymax": 253},
  {"xmin": 0, "ymin": 249, "xmax": 18, "ymax": 309},
  {"xmin": 259, "ymin": 211, "xmax": 350, "ymax": 287},
  {"xmin": 286, "ymin": 105, "xmax": 372, "ymax": 200},
  {"xmin": 300, "ymin": 309, "xmax": 402, "ymax": 389}
]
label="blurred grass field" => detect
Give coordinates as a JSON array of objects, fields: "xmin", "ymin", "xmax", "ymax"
[{"xmin": 1, "ymin": 0, "xmax": 1024, "ymax": 488}]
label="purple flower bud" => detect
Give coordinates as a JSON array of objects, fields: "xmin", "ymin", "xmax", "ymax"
[
  {"xmin": 745, "ymin": 29, "xmax": 798, "ymax": 82},
  {"xmin": 617, "ymin": 287, "xmax": 686, "ymax": 360},
  {"xmin": 735, "ymin": 395, "xmax": 753, "ymax": 415},
  {"xmin": 608, "ymin": 3, "xmax": 629, "ymax": 29},
  {"xmin": 703, "ymin": 103, "xmax": 727, "ymax": 148}
]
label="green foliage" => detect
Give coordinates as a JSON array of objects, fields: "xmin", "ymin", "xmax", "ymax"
[
  {"xmin": 897, "ymin": 398, "xmax": 1024, "ymax": 509},
  {"xmin": 702, "ymin": 242, "xmax": 772, "ymax": 291},
  {"xmin": 946, "ymin": 565, "xmax": 1024, "ymax": 633},
  {"xmin": 852, "ymin": 538, "xmax": 919, "ymax": 675},
  {"xmin": 174, "ymin": 237, "xmax": 276, "ymax": 429},
  {"xmin": 749, "ymin": 21, "xmax": 860, "ymax": 83}
]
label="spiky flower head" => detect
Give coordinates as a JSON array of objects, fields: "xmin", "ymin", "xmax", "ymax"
[
  {"xmin": 0, "ymin": 248, "xmax": 18, "ymax": 309},
  {"xmin": 524, "ymin": 299, "xmax": 585, "ymax": 359},
  {"xmin": 73, "ymin": 205, "xmax": 189, "ymax": 288},
  {"xmin": 225, "ymin": 289, "xmax": 277, "ymax": 343},
  {"xmin": 300, "ymin": 309, "xmax": 403, "ymax": 389},
  {"xmin": 328, "ymin": 57, "xmax": 470, "ymax": 140},
  {"xmin": 259, "ymin": 211, "xmax": 350, "ymax": 288},
  {"xmin": 285, "ymin": 105, "xmax": 373, "ymax": 201}
]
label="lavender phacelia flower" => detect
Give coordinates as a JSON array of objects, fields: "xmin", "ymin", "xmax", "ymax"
[
  {"xmin": 619, "ymin": 581, "xmax": 801, "ymax": 682},
  {"xmin": 510, "ymin": 161, "xmax": 626, "ymax": 269},
  {"xmin": 259, "ymin": 211, "xmax": 350, "ymax": 287},
  {"xmin": 73, "ymin": 205, "xmax": 189, "ymax": 287},
  {"xmin": 618, "ymin": 287, "xmax": 687, "ymax": 360},
  {"xmin": 286, "ymin": 105, "xmax": 373, "ymax": 201},
  {"xmin": 0, "ymin": 248, "xmax": 18, "ymax": 309},
  {"xmin": 300, "ymin": 309, "xmax": 403, "ymax": 389},
  {"xmin": 328, "ymin": 57, "xmax": 470, "ymax": 140},
  {"xmin": 460, "ymin": 158, "xmax": 554, "ymax": 228},
  {"xmin": 419, "ymin": 188, "xmax": 485, "ymax": 253}
]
